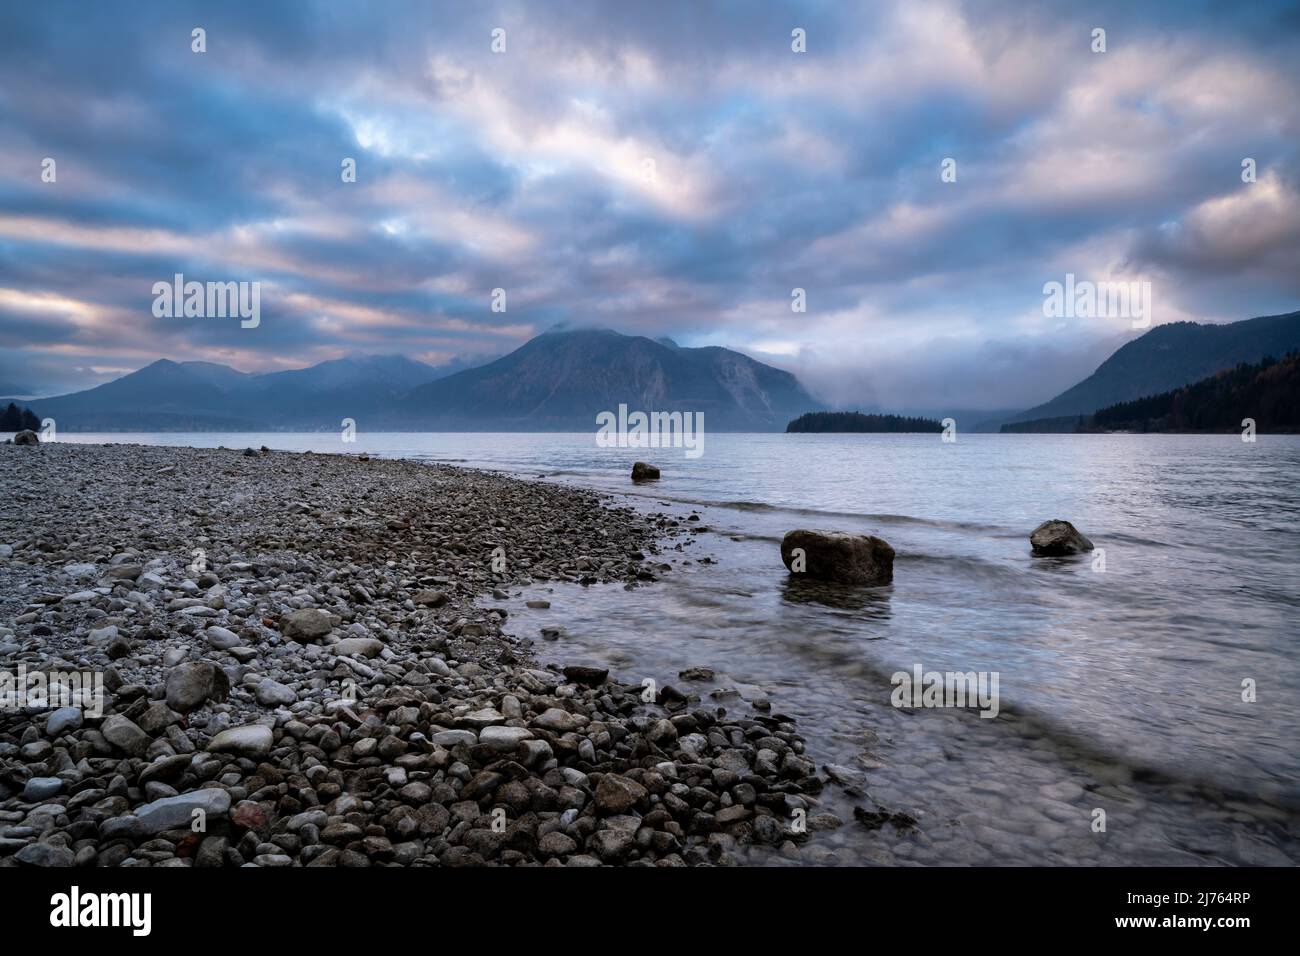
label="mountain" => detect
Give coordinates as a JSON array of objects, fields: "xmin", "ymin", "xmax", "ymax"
[
  {"xmin": 20, "ymin": 332, "xmax": 821, "ymax": 431},
  {"xmin": 1003, "ymin": 352, "xmax": 1300, "ymax": 433},
  {"xmin": 23, "ymin": 355, "xmax": 452, "ymax": 430},
  {"xmin": 1008, "ymin": 310, "xmax": 1300, "ymax": 423},
  {"xmin": 395, "ymin": 329, "xmax": 823, "ymax": 430}
]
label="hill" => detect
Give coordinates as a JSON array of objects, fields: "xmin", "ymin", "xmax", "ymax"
[
  {"xmin": 1009, "ymin": 310, "xmax": 1300, "ymax": 422},
  {"xmin": 1003, "ymin": 352, "xmax": 1300, "ymax": 433}
]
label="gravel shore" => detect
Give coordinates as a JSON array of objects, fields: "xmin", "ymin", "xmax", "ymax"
[{"xmin": 0, "ymin": 442, "xmax": 832, "ymax": 867}]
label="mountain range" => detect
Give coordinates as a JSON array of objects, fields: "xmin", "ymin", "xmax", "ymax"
[
  {"xmin": 7, "ymin": 312, "xmax": 1297, "ymax": 432},
  {"xmin": 9, "ymin": 355, "xmax": 458, "ymax": 431},
  {"xmin": 9, "ymin": 330, "xmax": 822, "ymax": 432}
]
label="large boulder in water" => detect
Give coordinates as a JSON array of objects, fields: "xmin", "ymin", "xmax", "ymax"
[
  {"xmin": 780, "ymin": 530, "xmax": 895, "ymax": 585},
  {"xmin": 1030, "ymin": 519, "xmax": 1094, "ymax": 555},
  {"xmin": 13, "ymin": 430, "xmax": 39, "ymax": 446},
  {"xmin": 631, "ymin": 461, "xmax": 660, "ymax": 481}
]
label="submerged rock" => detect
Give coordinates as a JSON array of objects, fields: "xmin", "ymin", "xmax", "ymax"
[
  {"xmin": 780, "ymin": 529, "xmax": 895, "ymax": 585},
  {"xmin": 1029, "ymin": 519, "xmax": 1094, "ymax": 555}
]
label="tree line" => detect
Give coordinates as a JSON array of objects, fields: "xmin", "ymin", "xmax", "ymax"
[
  {"xmin": 786, "ymin": 411, "xmax": 943, "ymax": 433},
  {"xmin": 1, "ymin": 403, "xmax": 40, "ymax": 432}
]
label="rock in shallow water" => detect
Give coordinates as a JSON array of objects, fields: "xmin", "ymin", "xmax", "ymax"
[
  {"xmin": 780, "ymin": 529, "xmax": 895, "ymax": 585},
  {"xmin": 631, "ymin": 461, "xmax": 660, "ymax": 481},
  {"xmin": 1029, "ymin": 519, "xmax": 1094, "ymax": 555}
]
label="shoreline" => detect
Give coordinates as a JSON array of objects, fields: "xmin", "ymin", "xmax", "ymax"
[{"xmin": 0, "ymin": 443, "xmax": 833, "ymax": 867}]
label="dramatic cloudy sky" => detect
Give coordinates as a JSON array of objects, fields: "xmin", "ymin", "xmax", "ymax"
[{"xmin": 1, "ymin": 0, "xmax": 1298, "ymax": 411}]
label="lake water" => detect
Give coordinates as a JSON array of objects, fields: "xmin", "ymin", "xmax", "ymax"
[{"xmin": 44, "ymin": 431, "xmax": 1300, "ymax": 865}]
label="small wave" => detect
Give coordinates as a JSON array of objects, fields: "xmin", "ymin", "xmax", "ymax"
[{"xmin": 614, "ymin": 491, "xmax": 1009, "ymax": 532}]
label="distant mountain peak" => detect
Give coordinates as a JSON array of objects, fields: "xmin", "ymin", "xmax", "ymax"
[
  {"xmin": 397, "ymin": 327, "xmax": 822, "ymax": 431},
  {"xmin": 1011, "ymin": 309, "xmax": 1300, "ymax": 422}
]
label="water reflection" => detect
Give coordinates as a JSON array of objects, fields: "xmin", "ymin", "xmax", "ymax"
[{"xmin": 780, "ymin": 576, "xmax": 895, "ymax": 615}]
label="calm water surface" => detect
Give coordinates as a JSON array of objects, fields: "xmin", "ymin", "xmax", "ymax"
[{"xmin": 51, "ymin": 431, "xmax": 1300, "ymax": 865}]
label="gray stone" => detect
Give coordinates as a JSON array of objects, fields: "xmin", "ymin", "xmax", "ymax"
[
  {"xmin": 780, "ymin": 529, "xmax": 895, "ymax": 585},
  {"xmin": 135, "ymin": 788, "xmax": 231, "ymax": 835},
  {"xmin": 205, "ymin": 626, "xmax": 241, "ymax": 650},
  {"xmin": 100, "ymin": 715, "xmax": 151, "ymax": 757},
  {"xmin": 45, "ymin": 707, "xmax": 83, "ymax": 737},
  {"xmin": 137, "ymin": 702, "xmax": 181, "ymax": 735},
  {"xmin": 21, "ymin": 777, "xmax": 64, "ymax": 801},
  {"xmin": 1030, "ymin": 519, "xmax": 1094, "ymax": 556},
  {"xmin": 459, "ymin": 708, "xmax": 505, "ymax": 729},
  {"xmin": 429, "ymin": 730, "xmax": 477, "ymax": 747},
  {"xmin": 165, "ymin": 661, "xmax": 230, "ymax": 713},
  {"xmin": 479, "ymin": 725, "xmax": 533, "ymax": 752},
  {"xmin": 88, "ymin": 624, "xmax": 118, "ymax": 644},
  {"xmin": 333, "ymin": 637, "xmax": 383, "ymax": 658},
  {"xmin": 255, "ymin": 678, "xmax": 297, "ymax": 707},
  {"xmin": 532, "ymin": 707, "xmax": 580, "ymax": 733},
  {"xmin": 282, "ymin": 609, "xmax": 334, "ymax": 643},
  {"xmin": 207, "ymin": 724, "xmax": 274, "ymax": 758},
  {"xmin": 16, "ymin": 842, "xmax": 75, "ymax": 867}
]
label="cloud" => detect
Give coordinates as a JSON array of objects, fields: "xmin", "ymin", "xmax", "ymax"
[{"xmin": 0, "ymin": 0, "xmax": 1297, "ymax": 409}]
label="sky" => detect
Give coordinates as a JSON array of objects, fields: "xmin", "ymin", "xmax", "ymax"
[{"xmin": 1, "ymin": 0, "xmax": 1298, "ymax": 411}]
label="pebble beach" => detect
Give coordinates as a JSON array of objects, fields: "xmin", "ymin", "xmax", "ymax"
[{"xmin": 0, "ymin": 442, "xmax": 837, "ymax": 867}]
